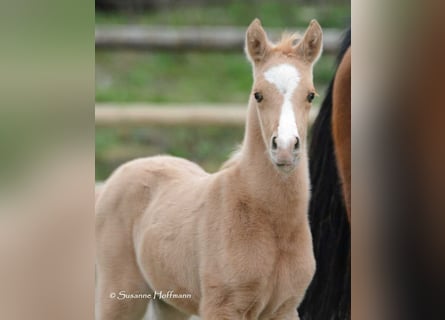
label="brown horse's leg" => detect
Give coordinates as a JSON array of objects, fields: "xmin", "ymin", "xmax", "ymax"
[{"xmin": 332, "ymin": 47, "xmax": 352, "ymax": 221}]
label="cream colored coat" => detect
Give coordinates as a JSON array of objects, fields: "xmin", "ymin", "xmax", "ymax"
[{"xmin": 96, "ymin": 18, "xmax": 323, "ymax": 320}]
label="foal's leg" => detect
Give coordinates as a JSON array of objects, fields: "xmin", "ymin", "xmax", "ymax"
[
  {"xmin": 96, "ymin": 255, "xmax": 152, "ymax": 320},
  {"xmin": 147, "ymin": 299, "xmax": 190, "ymax": 320},
  {"xmin": 199, "ymin": 286, "xmax": 262, "ymax": 320},
  {"xmin": 269, "ymin": 298, "xmax": 300, "ymax": 320},
  {"xmin": 96, "ymin": 212, "xmax": 152, "ymax": 319},
  {"xmin": 96, "ymin": 160, "xmax": 156, "ymax": 319}
]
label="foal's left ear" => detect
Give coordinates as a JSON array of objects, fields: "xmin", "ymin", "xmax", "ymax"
[{"xmin": 296, "ymin": 19, "xmax": 323, "ymax": 64}]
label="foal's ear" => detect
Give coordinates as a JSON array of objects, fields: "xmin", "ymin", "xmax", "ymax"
[
  {"xmin": 245, "ymin": 18, "xmax": 270, "ymax": 64},
  {"xmin": 296, "ymin": 19, "xmax": 323, "ymax": 64}
]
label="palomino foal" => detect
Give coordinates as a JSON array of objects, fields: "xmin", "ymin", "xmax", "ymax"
[{"xmin": 96, "ymin": 18, "xmax": 323, "ymax": 320}]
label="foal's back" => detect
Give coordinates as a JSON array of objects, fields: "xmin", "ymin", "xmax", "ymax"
[
  {"xmin": 97, "ymin": 155, "xmax": 210, "ymax": 235},
  {"xmin": 97, "ymin": 155, "xmax": 208, "ymax": 226}
]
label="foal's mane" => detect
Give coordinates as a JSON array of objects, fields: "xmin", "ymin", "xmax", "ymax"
[{"xmin": 272, "ymin": 32, "xmax": 302, "ymax": 56}]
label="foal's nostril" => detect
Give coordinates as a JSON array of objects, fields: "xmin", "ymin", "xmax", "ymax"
[
  {"xmin": 294, "ymin": 137, "xmax": 300, "ymax": 150},
  {"xmin": 271, "ymin": 136, "xmax": 278, "ymax": 150}
]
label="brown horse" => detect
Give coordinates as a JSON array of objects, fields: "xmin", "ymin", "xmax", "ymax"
[
  {"xmin": 332, "ymin": 46, "xmax": 351, "ymax": 220},
  {"xmin": 96, "ymin": 19, "xmax": 323, "ymax": 320}
]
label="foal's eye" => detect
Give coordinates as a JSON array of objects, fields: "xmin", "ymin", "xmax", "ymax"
[
  {"xmin": 254, "ymin": 92, "xmax": 263, "ymax": 102},
  {"xmin": 307, "ymin": 92, "xmax": 315, "ymax": 103}
]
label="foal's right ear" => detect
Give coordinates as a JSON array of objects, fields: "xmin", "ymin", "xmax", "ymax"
[{"xmin": 245, "ymin": 18, "xmax": 270, "ymax": 64}]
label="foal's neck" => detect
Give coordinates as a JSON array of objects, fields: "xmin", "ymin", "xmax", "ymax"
[{"xmin": 235, "ymin": 101, "xmax": 309, "ymax": 211}]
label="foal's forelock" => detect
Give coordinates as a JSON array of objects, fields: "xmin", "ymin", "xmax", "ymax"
[{"xmin": 264, "ymin": 63, "xmax": 301, "ymax": 148}]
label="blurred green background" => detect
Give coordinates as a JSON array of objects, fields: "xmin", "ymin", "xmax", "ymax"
[{"xmin": 96, "ymin": 0, "xmax": 350, "ymax": 180}]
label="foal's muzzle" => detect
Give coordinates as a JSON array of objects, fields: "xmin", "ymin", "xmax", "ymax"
[{"xmin": 270, "ymin": 135, "xmax": 301, "ymax": 172}]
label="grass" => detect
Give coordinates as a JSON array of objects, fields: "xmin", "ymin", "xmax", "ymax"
[
  {"xmin": 96, "ymin": 125, "xmax": 245, "ymax": 180},
  {"xmin": 96, "ymin": 52, "xmax": 335, "ymax": 103},
  {"xmin": 95, "ymin": 2, "xmax": 349, "ymax": 180},
  {"xmin": 96, "ymin": 2, "xmax": 350, "ymax": 29}
]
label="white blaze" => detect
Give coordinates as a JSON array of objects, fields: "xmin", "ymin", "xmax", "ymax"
[{"xmin": 264, "ymin": 64, "xmax": 300, "ymax": 148}]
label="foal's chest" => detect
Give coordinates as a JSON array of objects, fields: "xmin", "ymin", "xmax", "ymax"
[
  {"xmin": 222, "ymin": 199, "xmax": 314, "ymax": 318},
  {"xmin": 260, "ymin": 245, "xmax": 315, "ymax": 316},
  {"xmin": 226, "ymin": 225, "xmax": 315, "ymax": 319}
]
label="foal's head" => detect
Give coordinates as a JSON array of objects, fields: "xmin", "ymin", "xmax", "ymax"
[{"xmin": 245, "ymin": 19, "xmax": 323, "ymax": 173}]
